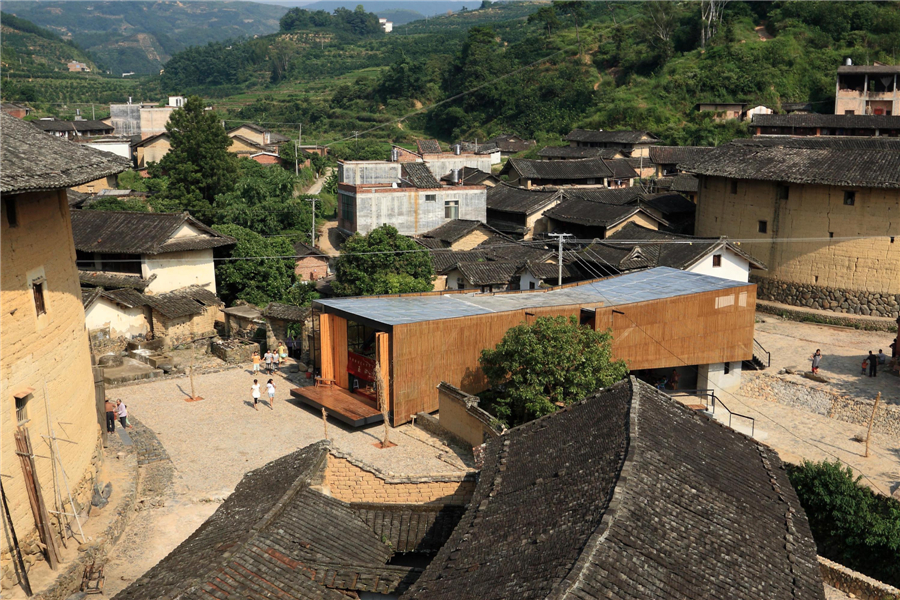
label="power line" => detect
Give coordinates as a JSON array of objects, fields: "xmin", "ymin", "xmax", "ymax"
[{"xmin": 566, "ymin": 242, "xmax": 891, "ymax": 495}]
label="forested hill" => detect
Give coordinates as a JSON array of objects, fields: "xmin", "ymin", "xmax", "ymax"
[
  {"xmin": 1, "ymin": 1, "xmax": 288, "ymax": 75},
  {"xmin": 157, "ymin": 1, "xmax": 900, "ymax": 149},
  {"xmin": 1, "ymin": 12, "xmax": 97, "ymax": 76}
]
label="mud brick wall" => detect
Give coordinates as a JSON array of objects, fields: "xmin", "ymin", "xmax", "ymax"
[
  {"xmin": 152, "ymin": 306, "xmax": 219, "ymax": 349},
  {"xmin": 322, "ymin": 455, "xmax": 475, "ymax": 506}
]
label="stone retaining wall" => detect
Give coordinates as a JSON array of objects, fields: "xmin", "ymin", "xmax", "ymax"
[
  {"xmin": 752, "ymin": 276, "xmax": 900, "ymax": 319},
  {"xmin": 819, "ymin": 556, "xmax": 900, "ymax": 600},
  {"xmin": 756, "ymin": 300, "xmax": 898, "ymax": 332},
  {"xmin": 741, "ymin": 375, "xmax": 900, "ymax": 437}
]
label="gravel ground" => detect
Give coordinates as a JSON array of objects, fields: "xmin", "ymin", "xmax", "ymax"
[{"xmin": 118, "ymin": 365, "xmax": 471, "ymax": 498}]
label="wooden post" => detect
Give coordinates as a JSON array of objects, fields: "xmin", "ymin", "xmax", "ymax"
[
  {"xmin": 321, "ymin": 407, "xmax": 329, "ymax": 441},
  {"xmin": 375, "ymin": 361, "xmax": 390, "ymax": 448},
  {"xmin": 14, "ymin": 428, "xmax": 61, "ymax": 569},
  {"xmin": 864, "ymin": 392, "xmax": 881, "ymax": 458},
  {"xmin": 189, "ymin": 343, "xmax": 196, "ymax": 399}
]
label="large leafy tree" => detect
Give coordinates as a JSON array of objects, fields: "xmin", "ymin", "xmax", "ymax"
[
  {"xmin": 214, "ymin": 224, "xmax": 296, "ymax": 306},
  {"xmin": 333, "ymin": 225, "xmax": 434, "ymax": 296},
  {"xmin": 480, "ymin": 316, "xmax": 628, "ymax": 427},
  {"xmin": 213, "ymin": 159, "xmax": 316, "ymax": 240},
  {"xmin": 155, "ymin": 95, "xmax": 237, "ymax": 221}
]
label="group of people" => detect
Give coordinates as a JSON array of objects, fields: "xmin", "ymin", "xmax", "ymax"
[
  {"xmin": 862, "ymin": 349, "xmax": 889, "ymax": 377},
  {"xmin": 251, "ymin": 343, "xmax": 288, "ymax": 375},
  {"xmin": 250, "ymin": 378, "xmax": 276, "ymax": 411},
  {"xmin": 809, "ymin": 348, "xmax": 889, "ymax": 378},
  {"xmin": 104, "ymin": 398, "xmax": 131, "ymax": 433}
]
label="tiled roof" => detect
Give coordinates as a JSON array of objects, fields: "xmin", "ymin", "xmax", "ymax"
[
  {"xmin": 71, "ymin": 210, "xmax": 235, "ymax": 255},
  {"xmin": 293, "ymin": 240, "xmax": 329, "ymax": 258},
  {"xmin": 229, "ymin": 134, "xmax": 268, "ymax": 151},
  {"xmin": 485, "ymin": 134, "xmax": 535, "ymax": 153},
  {"xmin": 402, "ymin": 163, "xmax": 442, "ymax": 188},
  {"xmin": 79, "ymin": 270, "xmax": 152, "ymax": 291},
  {"xmin": 537, "ymin": 146, "xmax": 620, "ymax": 159},
  {"xmin": 560, "ymin": 187, "xmax": 644, "ymax": 205},
  {"xmin": 261, "ymin": 302, "xmax": 310, "ymax": 322},
  {"xmin": 416, "ymin": 139, "xmax": 443, "ymax": 154},
  {"xmin": 403, "ymin": 377, "xmax": 824, "ymax": 600},
  {"xmin": 457, "ymin": 261, "xmax": 520, "ymax": 285},
  {"xmin": 114, "ymin": 443, "xmax": 419, "ymax": 600},
  {"xmin": 737, "ymin": 136, "xmax": 900, "ymax": 150},
  {"xmin": 565, "ymin": 129, "xmax": 659, "ymax": 144},
  {"xmin": 81, "ymin": 287, "xmax": 102, "ymax": 309},
  {"xmin": 604, "ymin": 158, "xmax": 639, "ymax": 179},
  {"xmin": 782, "ymin": 102, "xmax": 813, "ymax": 112},
  {"xmin": 503, "ymin": 157, "xmax": 614, "ymax": 181},
  {"xmin": 670, "ymin": 173, "xmax": 699, "ymax": 192},
  {"xmin": 581, "ymin": 222, "xmax": 766, "ymax": 272},
  {"xmin": 523, "ymin": 261, "xmax": 572, "ymax": 280},
  {"xmin": 648, "ymin": 145, "xmax": 715, "ymax": 165},
  {"xmin": 31, "ymin": 119, "xmax": 114, "ymax": 133},
  {"xmin": 144, "ymin": 286, "xmax": 221, "ymax": 319},
  {"xmin": 682, "ymin": 138, "xmax": 900, "ymax": 188},
  {"xmin": 641, "ymin": 192, "xmax": 697, "ymax": 217},
  {"xmin": 102, "ymin": 288, "xmax": 148, "ymax": 308},
  {"xmin": 837, "ymin": 64, "xmax": 900, "ymax": 74},
  {"xmin": 545, "ymin": 201, "xmax": 654, "ymax": 228},
  {"xmin": 420, "ymin": 220, "xmax": 487, "ymax": 246},
  {"xmin": 430, "ymin": 249, "xmax": 494, "ymax": 273},
  {"xmin": 751, "ymin": 113, "xmax": 900, "ymax": 129},
  {"xmin": 352, "ymin": 504, "xmax": 464, "ymax": 553},
  {"xmin": 1, "ymin": 113, "xmax": 131, "ymax": 194},
  {"xmin": 486, "ymin": 183, "xmax": 558, "ymax": 215}
]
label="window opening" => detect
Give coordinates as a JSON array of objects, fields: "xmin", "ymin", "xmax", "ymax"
[
  {"xmin": 4, "ymin": 198, "xmax": 18, "ymax": 227},
  {"xmin": 33, "ymin": 281, "xmax": 46, "ymax": 316},
  {"xmin": 758, "ymin": 221, "xmax": 767, "ymax": 234},
  {"xmin": 712, "ymin": 254, "xmax": 722, "ymax": 267},
  {"xmin": 843, "ymin": 191, "xmax": 856, "ymax": 206}
]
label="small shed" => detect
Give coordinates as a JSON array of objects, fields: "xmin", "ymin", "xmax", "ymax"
[
  {"xmin": 262, "ymin": 302, "xmax": 311, "ymax": 359},
  {"xmin": 222, "ymin": 304, "xmax": 264, "ymax": 338}
]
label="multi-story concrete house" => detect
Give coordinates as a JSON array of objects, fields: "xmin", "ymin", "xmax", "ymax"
[
  {"xmin": 835, "ymin": 63, "xmax": 900, "ymax": 116},
  {"xmin": 685, "ymin": 136, "xmax": 900, "ymax": 318},
  {"xmin": 1, "ymin": 114, "xmax": 130, "ymax": 586},
  {"xmin": 337, "ymin": 162, "xmax": 487, "ymax": 236}
]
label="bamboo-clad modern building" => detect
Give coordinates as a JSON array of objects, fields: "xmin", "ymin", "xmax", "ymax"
[{"xmin": 293, "ymin": 267, "xmax": 758, "ymax": 427}]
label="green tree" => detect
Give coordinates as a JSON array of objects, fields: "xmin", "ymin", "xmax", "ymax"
[
  {"xmin": 212, "ymin": 159, "xmax": 316, "ymax": 239},
  {"xmin": 85, "ymin": 197, "xmax": 150, "ymax": 212},
  {"xmin": 528, "ymin": 6, "xmax": 561, "ymax": 37},
  {"xmin": 480, "ymin": 316, "xmax": 628, "ymax": 427},
  {"xmin": 214, "ymin": 224, "xmax": 296, "ymax": 306},
  {"xmin": 788, "ymin": 460, "xmax": 900, "ymax": 586},
  {"xmin": 282, "ymin": 280, "xmax": 320, "ymax": 307},
  {"xmin": 333, "ymin": 225, "xmax": 434, "ymax": 296},
  {"xmin": 155, "ymin": 95, "xmax": 237, "ymax": 221}
]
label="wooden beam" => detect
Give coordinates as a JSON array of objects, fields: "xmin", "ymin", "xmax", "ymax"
[
  {"xmin": 332, "ymin": 315, "xmax": 349, "ymax": 390},
  {"xmin": 319, "ymin": 314, "xmax": 335, "ymax": 382},
  {"xmin": 14, "ymin": 427, "xmax": 60, "ymax": 569},
  {"xmin": 375, "ymin": 332, "xmax": 391, "ymax": 416}
]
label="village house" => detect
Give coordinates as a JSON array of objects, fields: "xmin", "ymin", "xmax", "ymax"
[
  {"xmin": 405, "ymin": 376, "xmax": 826, "ymax": 600},
  {"xmin": 67, "ymin": 60, "xmax": 90, "ymax": 72},
  {"xmin": 300, "ymin": 266, "xmax": 758, "ymax": 427},
  {"xmin": 262, "ymin": 302, "xmax": 310, "ymax": 358},
  {"xmin": 537, "ymin": 145, "xmax": 623, "ymax": 160},
  {"xmin": 695, "ymin": 102, "xmax": 748, "ymax": 121},
  {"xmin": 684, "ymin": 136, "xmax": 900, "ymax": 318},
  {"xmin": 415, "ymin": 219, "xmax": 507, "ymax": 251},
  {"xmin": 782, "ymin": 101, "xmax": 814, "ymax": 114},
  {"xmin": 751, "ymin": 113, "xmax": 900, "ymax": 137},
  {"xmin": 72, "ymin": 210, "xmax": 235, "ymax": 347},
  {"xmin": 453, "ymin": 140, "xmax": 502, "ymax": 164},
  {"xmin": 1, "ymin": 103, "xmax": 32, "ymax": 118},
  {"xmin": 835, "ymin": 62, "xmax": 900, "ymax": 115},
  {"xmin": 1, "ymin": 113, "xmax": 131, "ymax": 584},
  {"xmin": 652, "ymin": 173, "xmax": 701, "ymax": 203},
  {"xmin": 543, "ymin": 187, "xmax": 672, "ymax": 239},
  {"xmin": 75, "ymin": 136, "xmax": 134, "ymax": 162},
  {"xmin": 500, "ymin": 157, "xmax": 638, "ymax": 188},
  {"xmin": 573, "ymin": 222, "xmax": 766, "ymax": 283},
  {"xmin": 564, "ymin": 128, "xmax": 660, "ymax": 157},
  {"xmin": 485, "ymin": 183, "xmax": 561, "ymax": 239},
  {"xmin": 649, "ymin": 145, "xmax": 715, "ymax": 177},
  {"xmin": 392, "ymin": 140, "xmax": 494, "ymax": 180},
  {"xmin": 133, "ymin": 132, "xmax": 171, "ymax": 168},
  {"xmin": 337, "ymin": 162, "xmax": 487, "ymax": 236},
  {"xmin": 440, "ymin": 166, "xmax": 498, "ymax": 187},
  {"xmin": 293, "ymin": 240, "xmax": 330, "ymax": 281},
  {"xmin": 32, "ymin": 119, "xmax": 115, "ymax": 140},
  {"xmin": 111, "ymin": 441, "xmax": 475, "ymax": 600},
  {"xmin": 485, "ymin": 133, "xmax": 536, "ymax": 155},
  {"xmin": 226, "ymin": 123, "xmax": 291, "ymax": 158}
]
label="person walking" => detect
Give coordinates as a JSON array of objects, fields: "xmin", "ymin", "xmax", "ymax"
[
  {"xmin": 115, "ymin": 399, "xmax": 131, "ymax": 429},
  {"xmin": 104, "ymin": 398, "xmax": 117, "ymax": 433},
  {"xmin": 266, "ymin": 379, "xmax": 276, "ymax": 409},
  {"xmin": 809, "ymin": 349, "xmax": 822, "ymax": 374},
  {"xmin": 277, "ymin": 342, "xmax": 288, "ymax": 364},
  {"xmin": 251, "ymin": 379, "xmax": 261, "ymax": 411},
  {"xmin": 252, "ymin": 351, "xmax": 261, "ymax": 374},
  {"xmin": 264, "ymin": 350, "xmax": 274, "ymax": 375},
  {"xmin": 867, "ymin": 350, "xmax": 878, "ymax": 377},
  {"xmin": 272, "ymin": 348, "xmax": 281, "ymax": 373}
]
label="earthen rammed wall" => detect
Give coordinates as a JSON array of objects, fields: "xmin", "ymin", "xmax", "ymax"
[
  {"xmin": 695, "ymin": 176, "xmax": 900, "ymax": 297},
  {"xmin": 1, "ymin": 190, "xmax": 101, "ymax": 556}
]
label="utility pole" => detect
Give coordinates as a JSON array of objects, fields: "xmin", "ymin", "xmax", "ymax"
[
  {"xmin": 548, "ymin": 233, "xmax": 573, "ymax": 286},
  {"xmin": 92, "ymin": 104, "xmax": 95, "ymax": 120},
  {"xmin": 305, "ymin": 197, "xmax": 317, "ymax": 247}
]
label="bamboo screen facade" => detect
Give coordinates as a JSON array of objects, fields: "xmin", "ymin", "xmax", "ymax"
[{"xmin": 387, "ymin": 284, "xmax": 756, "ymax": 425}]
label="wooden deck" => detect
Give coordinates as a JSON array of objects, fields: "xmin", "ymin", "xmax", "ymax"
[{"xmin": 290, "ymin": 385, "xmax": 383, "ymax": 428}]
